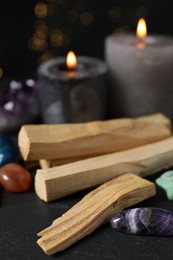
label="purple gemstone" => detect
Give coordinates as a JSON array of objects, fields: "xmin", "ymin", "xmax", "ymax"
[
  {"xmin": 110, "ymin": 208, "xmax": 173, "ymax": 236},
  {"xmin": 0, "ymin": 78, "xmax": 39, "ymax": 132}
]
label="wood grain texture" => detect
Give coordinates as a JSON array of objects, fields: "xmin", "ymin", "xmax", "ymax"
[
  {"xmin": 18, "ymin": 113, "xmax": 171, "ymax": 161},
  {"xmin": 37, "ymin": 173, "xmax": 156, "ymax": 255},
  {"xmin": 35, "ymin": 137, "xmax": 173, "ymax": 202},
  {"xmin": 39, "ymin": 156, "xmax": 93, "ymax": 169}
]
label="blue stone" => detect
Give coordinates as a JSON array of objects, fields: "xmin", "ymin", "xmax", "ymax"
[
  {"xmin": 110, "ymin": 208, "xmax": 173, "ymax": 236},
  {"xmin": 156, "ymin": 171, "xmax": 173, "ymax": 200},
  {"xmin": 0, "ymin": 134, "xmax": 11, "ymax": 146},
  {"xmin": 0, "ymin": 134, "xmax": 18, "ymax": 167}
]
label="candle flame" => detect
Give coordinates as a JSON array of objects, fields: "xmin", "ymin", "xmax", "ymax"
[
  {"xmin": 66, "ymin": 51, "xmax": 77, "ymax": 70},
  {"xmin": 136, "ymin": 18, "xmax": 147, "ymax": 40}
]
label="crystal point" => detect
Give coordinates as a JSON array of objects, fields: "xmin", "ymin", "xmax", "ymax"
[{"xmin": 110, "ymin": 208, "xmax": 173, "ymax": 236}]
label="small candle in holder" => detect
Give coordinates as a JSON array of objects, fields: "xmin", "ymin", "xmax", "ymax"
[
  {"xmin": 38, "ymin": 51, "xmax": 107, "ymax": 123},
  {"xmin": 105, "ymin": 18, "xmax": 173, "ymax": 119}
]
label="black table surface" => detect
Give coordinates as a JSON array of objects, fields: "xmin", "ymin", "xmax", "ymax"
[{"xmin": 0, "ymin": 172, "xmax": 173, "ymax": 260}]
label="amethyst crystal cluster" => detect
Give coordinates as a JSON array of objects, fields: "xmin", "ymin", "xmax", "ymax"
[
  {"xmin": 110, "ymin": 208, "xmax": 173, "ymax": 236},
  {"xmin": 0, "ymin": 79, "xmax": 39, "ymax": 132}
]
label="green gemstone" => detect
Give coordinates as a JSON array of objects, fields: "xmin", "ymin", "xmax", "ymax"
[{"xmin": 156, "ymin": 171, "xmax": 173, "ymax": 200}]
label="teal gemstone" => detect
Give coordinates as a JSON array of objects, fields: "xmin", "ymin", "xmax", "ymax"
[{"xmin": 155, "ymin": 171, "xmax": 173, "ymax": 200}]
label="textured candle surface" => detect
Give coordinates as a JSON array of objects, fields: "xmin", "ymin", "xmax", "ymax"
[
  {"xmin": 110, "ymin": 208, "xmax": 173, "ymax": 236},
  {"xmin": 105, "ymin": 34, "xmax": 173, "ymax": 119},
  {"xmin": 38, "ymin": 56, "xmax": 107, "ymax": 123}
]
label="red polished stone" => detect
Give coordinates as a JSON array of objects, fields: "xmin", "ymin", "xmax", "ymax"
[{"xmin": 0, "ymin": 163, "xmax": 32, "ymax": 192}]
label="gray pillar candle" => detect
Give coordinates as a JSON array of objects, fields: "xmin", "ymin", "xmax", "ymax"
[
  {"xmin": 105, "ymin": 34, "xmax": 173, "ymax": 119},
  {"xmin": 38, "ymin": 56, "xmax": 107, "ymax": 123}
]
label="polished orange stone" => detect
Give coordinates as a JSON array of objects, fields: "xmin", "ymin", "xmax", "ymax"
[{"xmin": 0, "ymin": 163, "xmax": 32, "ymax": 192}]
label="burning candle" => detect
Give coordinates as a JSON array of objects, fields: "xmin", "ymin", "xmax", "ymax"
[
  {"xmin": 105, "ymin": 18, "xmax": 173, "ymax": 119},
  {"xmin": 66, "ymin": 51, "xmax": 77, "ymax": 70},
  {"xmin": 38, "ymin": 51, "xmax": 107, "ymax": 123}
]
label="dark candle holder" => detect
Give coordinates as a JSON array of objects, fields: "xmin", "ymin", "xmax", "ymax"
[{"xmin": 38, "ymin": 56, "xmax": 107, "ymax": 123}]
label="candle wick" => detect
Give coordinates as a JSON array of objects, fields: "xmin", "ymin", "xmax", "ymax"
[{"xmin": 136, "ymin": 38, "xmax": 146, "ymax": 49}]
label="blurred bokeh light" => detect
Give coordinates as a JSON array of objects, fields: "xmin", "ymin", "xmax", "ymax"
[{"xmin": 0, "ymin": 0, "xmax": 173, "ymax": 78}]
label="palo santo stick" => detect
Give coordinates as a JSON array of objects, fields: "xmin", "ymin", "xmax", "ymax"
[
  {"xmin": 39, "ymin": 156, "xmax": 93, "ymax": 169},
  {"xmin": 35, "ymin": 137, "xmax": 173, "ymax": 202},
  {"xmin": 18, "ymin": 113, "xmax": 171, "ymax": 161},
  {"xmin": 37, "ymin": 173, "xmax": 156, "ymax": 255},
  {"xmin": 39, "ymin": 159, "xmax": 52, "ymax": 169}
]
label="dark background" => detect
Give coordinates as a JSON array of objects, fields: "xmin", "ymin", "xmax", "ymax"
[
  {"xmin": 1, "ymin": 2, "xmax": 173, "ymax": 260},
  {"xmin": 0, "ymin": 0, "xmax": 173, "ymax": 78}
]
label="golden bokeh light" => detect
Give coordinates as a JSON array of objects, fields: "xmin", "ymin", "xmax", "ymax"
[
  {"xmin": 34, "ymin": 31, "xmax": 46, "ymax": 39},
  {"xmin": 50, "ymin": 29, "xmax": 63, "ymax": 47},
  {"xmin": 28, "ymin": 37, "xmax": 47, "ymax": 51},
  {"xmin": 39, "ymin": 51, "xmax": 54, "ymax": 63},
  {"xmin": 35, "ymin": 21, "xmax": 49, "ymax": 35},
  {"xmin": 34, "ymin": 2, "xmax": 48, "ymax": 18},
  {"xmin": 0, "ymin": 67, "xmax": 4, "ymax": 78},
  {"xmin": 108, "ymin": 6, "xmax": 121, "ymax": 22},
  {"xmin": 80, "ymin": 12, "xmax": 93, "ymax": 26}
]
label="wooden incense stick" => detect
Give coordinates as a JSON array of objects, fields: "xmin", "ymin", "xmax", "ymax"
[
  {"xmin": 37, "ymin": 173, "xmax": 155, "ymax": 255},
  {"xmin": 18, "ymin": 113, "xmax": 171, "ymax": 161},
  {"xmin": 35, "ymin": 137, "xmax": 173, "ymax": 202},
  {"xmin": 39, "ymin": 156, "xmax": 92, "ymax": 169}
]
